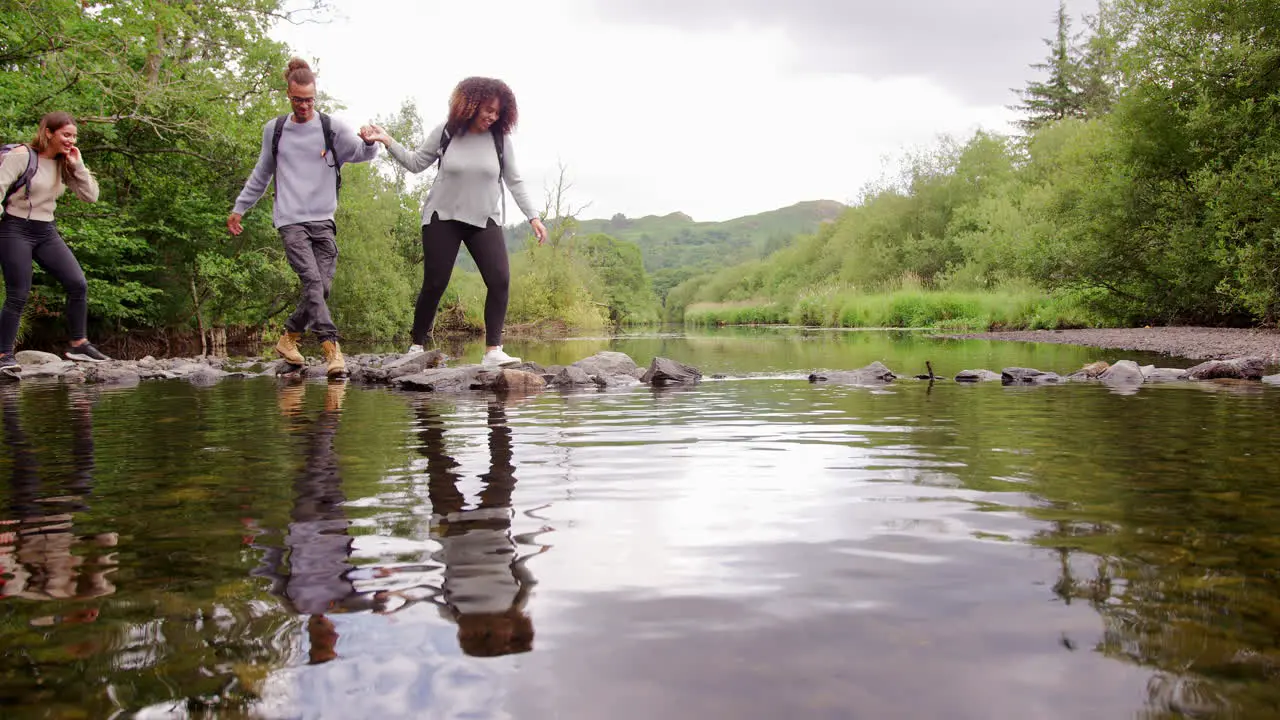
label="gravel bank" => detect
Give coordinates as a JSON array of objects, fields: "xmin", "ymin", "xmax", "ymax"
[{"xmin": 943, "ymin": 327, "xmax": 1280, "ymax": 363}]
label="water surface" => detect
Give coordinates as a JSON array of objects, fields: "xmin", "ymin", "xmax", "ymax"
[{"xmin": 2, "ymin": 329, "xmax": 1278, "ymax": 719}]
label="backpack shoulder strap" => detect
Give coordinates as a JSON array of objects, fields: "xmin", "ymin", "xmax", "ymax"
[
  {"xmin": 2, "ymin": 145, "xmax": 39, "ymax": 206},
  {"xmin": 270, "ymin": 115, "xmax": 287, "ymax": 161},
  {"xmin": 318, "ymin": 112, "xmax": 341, "ymax": 196},
  {"xmin": 491, "ymin": 128, "xmax": 505, "ymax": 177},
  {"xmin": 438, "ymin": 126, "xmax": 452, "ymax": 165},
  {"xmin": 492, "ymin": 129, "xmax": 507, "ymax": 225}
]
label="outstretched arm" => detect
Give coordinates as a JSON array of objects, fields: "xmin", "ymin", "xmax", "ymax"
[
  {"xmin": 333, "ymin": 117, "xmax": 378, "ymax": 165},
  {"xmin": 363, "ymin": 121, "xmax": 444, "ymax": 174}
]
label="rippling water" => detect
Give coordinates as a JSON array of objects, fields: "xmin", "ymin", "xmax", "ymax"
[{"xmin": 1, "ymin": 329, "xmax": 1278, "ymax": 719}]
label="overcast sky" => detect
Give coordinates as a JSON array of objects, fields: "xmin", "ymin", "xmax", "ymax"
[{"xmin": 272, "ymin": 0, "xmax": 1096, "ymax": 222}]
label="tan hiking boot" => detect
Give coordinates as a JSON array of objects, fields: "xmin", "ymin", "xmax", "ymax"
[
  {"xmin": 322, "ymin": 340, "xmax": 347, "ymax": 378},
  {"xmin": 275, "ymin": 331, "xmax": 304, "ymax": 365}
]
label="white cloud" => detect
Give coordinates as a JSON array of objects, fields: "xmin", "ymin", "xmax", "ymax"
[{"xmin": 271, "ymin": 0, "xmax": 1075, "ymax": 222}]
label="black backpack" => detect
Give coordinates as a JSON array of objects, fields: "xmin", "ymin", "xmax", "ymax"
[
  {"xmin": 1, "ymin": 143, "xmax": 39, "ymax": 208},
  {"xmin": 270, "ymin": 112, "xmax": 341, "ymax": 196}
]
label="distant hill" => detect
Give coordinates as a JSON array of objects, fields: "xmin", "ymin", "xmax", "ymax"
[
  {"xmin": 573, "ymin": 199, "xmax": 847, "ymax": 272},
  {"xmin": 488, "ymin": 199, "xmax": 845, "ymax": 298}
]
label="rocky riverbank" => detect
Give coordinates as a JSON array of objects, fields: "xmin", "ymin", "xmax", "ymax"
[{"xmin": 942, "ymin": 326, "xmax": 1280, "ymax": 363}]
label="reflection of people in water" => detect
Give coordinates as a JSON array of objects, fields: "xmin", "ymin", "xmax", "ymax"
[
  {"xmin": 273, "ymin": 380, "xmax": 363, "ymax": 664},
  {"xmin": 0, "ymin": 386, "xmax": 117, "ymax": 608},
  {"xmin": 415, "ymin": 399, "xmax": 546, "ymax": 657}
]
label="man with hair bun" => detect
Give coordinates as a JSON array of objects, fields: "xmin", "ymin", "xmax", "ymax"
[{"xmin": 228, "ymin": 57, "xmax": 378, "ymax": 378}]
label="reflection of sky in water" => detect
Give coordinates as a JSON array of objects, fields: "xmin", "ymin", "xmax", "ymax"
[
  {"xmin": 232, "ymin": 378, "xmax": 1156, "ymax": 719},
  {"xmin": 5, "ymin": 339, "xmax": 1280, "ymax": 719}
]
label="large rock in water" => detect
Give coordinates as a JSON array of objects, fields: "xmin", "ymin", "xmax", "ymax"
[
  {"xmin": 1183, "ymin": 356, "xmax": 1267, "ymax": 381},
  {"xmin": 641, "ymin": 357, "xmax": 702, "ymax": 386},
  {"xmin": 15, "ymin": 350, "xmax": 62, "ymax": 366},
  {"xmin": 809, "ymin": 361, "xmax": 897, "ymax": 385},
  {"xmin": 573, "ymin": 351, "xmax": 641, "ymax": 378},
  {"xmin": 1098, "ymin": 360, "xmax": 1145, "ymax": 386},
  {"xmin": 954, "ymin": 369, "xmax": 1001, "ymax": 383},
  {"xmin": 494, "ymin": 369, "xmax": 546, "ymax": 394},
  {"xmin": 1001, "ymin": 367, "xmax": 1062, "ymax": 384},
  {"xmin": 364, "ymin": 350, "xmax": 447, "ymax": 382},
  {"xmin": 1263, "ymin": 374, "xmax": 1280, "ymax": 386},
  {"xmin": 548, "ymin": 365, "xmax": 595, "ymax": 389},
  {"xmin": 393, "ymin": 367, "xmax": 484, "ymax": 393}
]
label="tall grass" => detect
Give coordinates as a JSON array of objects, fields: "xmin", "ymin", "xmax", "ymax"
[{"xmin": 686, "ymin": 285, "xmax": 1096, "ymax": 331}]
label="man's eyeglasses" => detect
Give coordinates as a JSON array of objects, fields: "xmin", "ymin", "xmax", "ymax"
[{"xmin": 289, "ymin": 96, "xmax": 316, "ymax": 106}]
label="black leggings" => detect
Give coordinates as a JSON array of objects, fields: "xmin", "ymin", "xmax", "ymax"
[
  {"xmin": 0, "ymin": 215, "xmax": 88, "ymax": 356},
  {"xmin": 413, "ymin": 213, "xmax": 510, "ymax": 347}
]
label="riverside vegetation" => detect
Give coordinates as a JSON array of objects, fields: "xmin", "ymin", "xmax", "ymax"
[
  {"xmin": 2, "ymin": 0, "xmax": 1277, "ymax": 353},
  {"xmin": 669, "ymin": 0, "xmax": 1280, "ymax": 332}
]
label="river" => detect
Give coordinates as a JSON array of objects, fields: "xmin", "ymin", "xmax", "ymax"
[{"xmin": 1, "ymin": 328, "xmax": 1277, "ymax": 719}]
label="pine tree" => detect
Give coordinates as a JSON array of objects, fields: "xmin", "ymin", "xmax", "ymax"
[{"xmin": 1011, "ymin": 1, "xmax": 1089, "ymax": 131}]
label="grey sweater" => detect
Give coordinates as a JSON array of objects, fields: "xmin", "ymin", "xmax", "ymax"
[
  {"xmin": 386, "ymin": 122, "xmax": 538, "ymax": 228},
  {"xmin": 233, "ymin": 114, "xmax": 379, "ymax": 228}
]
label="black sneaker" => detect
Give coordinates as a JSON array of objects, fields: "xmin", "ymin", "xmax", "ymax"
[
  {"xmin": 65, "ymin": 342, "xmax": 110, "ymax": 363},
  {"xmin": 0, "ymin": 354, "xmax": 19, "ymax": 371}
]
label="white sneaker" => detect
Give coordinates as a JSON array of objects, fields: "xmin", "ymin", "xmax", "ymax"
[
  {"xmin": 482, "ymin": 346, "xmax": 521, "ymax": 368},
  {"xmin": 406, "ymin": 344, "xmax": 424, "ymax": 354}
]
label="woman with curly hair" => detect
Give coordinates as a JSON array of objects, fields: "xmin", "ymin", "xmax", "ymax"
[
  {"xmin": 0, "ymin": 111, "xmax": 108, "ymax": 371},
  {"xmin": 361, "ymin": 77, "xmax": 547, "ymax": 367}
]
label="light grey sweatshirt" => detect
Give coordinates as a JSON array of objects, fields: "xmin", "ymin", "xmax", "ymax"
[
  {"xmin": 386, "ymin": 121, "xmax": 538, "ymax": 228},
  {"xmin": 233, "ymin": 113, "xmax": 379, "ymax": 228}
]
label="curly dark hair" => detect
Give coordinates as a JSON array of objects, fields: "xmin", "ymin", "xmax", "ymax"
[{"xmin": 446, "ymin": 77, "xmax": 518, "ymax": 136}]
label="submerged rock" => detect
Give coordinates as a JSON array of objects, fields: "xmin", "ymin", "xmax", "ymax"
[
  {"xmin": 809, "ymin": 361, "xmax": 897, "ymax": 386},
  {"xmin": 1142, "ymin": 366, "xmax": 1188, "ymax": 383}
]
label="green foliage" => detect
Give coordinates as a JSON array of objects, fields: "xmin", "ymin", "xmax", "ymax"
[
  {"xmin": 574, "ymin": 233, "xmax": 660, "ymax": 325},
  {"xmin": 670, "ymin": 0, "xmax": 1280, "ymax": 330}
]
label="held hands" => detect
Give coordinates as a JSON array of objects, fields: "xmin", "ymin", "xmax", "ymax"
[
  {"xmin": 358, "ymin": 124, "xmax": 392, "ymax": 146},
  {"xmin": 530, "ymin": 217, "xmax": 548, "ymax": 245}
]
